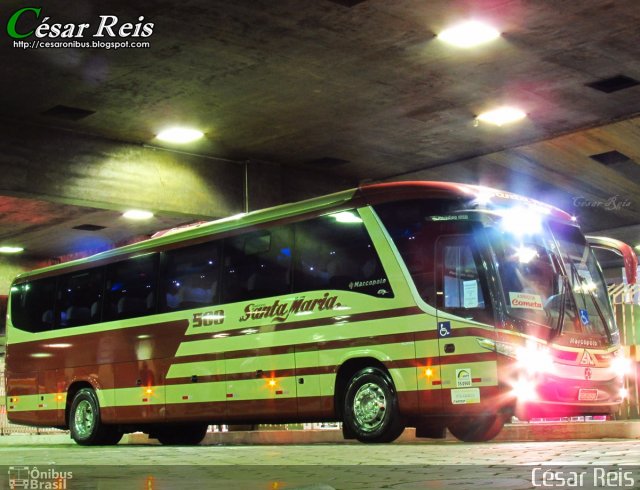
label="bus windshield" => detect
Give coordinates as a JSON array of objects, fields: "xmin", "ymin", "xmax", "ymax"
[{"xmin": 487, "ymin": 214, "xmax": 616, "ymax": 340}]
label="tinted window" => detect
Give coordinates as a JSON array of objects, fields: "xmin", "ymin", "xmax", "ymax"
[
  {"xmin": 57, "ymin": 269, "xmax": 104, "ymax": 327},
  {"xmin": 105, "ymin": 254, "xmax": 158, "ymax": 320},
  {"xmin": 222, "ymin": 226, "xmax": 293, "ymax": 303},
  {"xmin": 10, "ymin": 278, "xmax": 57, "ymax": 333},
  {"xmin": 294, "ymin": 211, "xmax": 392, "ymax": 297},
  {"xmin": 161, "ymin": 241, "xmax": 221, "ymax": 312}
]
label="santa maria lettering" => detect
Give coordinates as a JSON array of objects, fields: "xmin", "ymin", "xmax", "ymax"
[{"xmin": 239, "ymin": 293, "xmax": 340, "ymax": 323}]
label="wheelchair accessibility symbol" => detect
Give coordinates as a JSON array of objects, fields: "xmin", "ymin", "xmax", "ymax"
[
  {"xmin": 438, "ymin": 321, "xmax": 451, "ymax": 338},
  {"xmin": 579, "ymin": 308, "xmax": 590, "ymax": 326}
]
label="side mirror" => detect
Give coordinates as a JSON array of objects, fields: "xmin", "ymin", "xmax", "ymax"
[{"xmin": 586, "ymin": 236, "xmax": 637, "ymax": 285}]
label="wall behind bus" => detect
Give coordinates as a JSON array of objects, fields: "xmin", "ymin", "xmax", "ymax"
[{"xmin": 0, "ymin": 256, "xmax": 49, "ymax": 295}]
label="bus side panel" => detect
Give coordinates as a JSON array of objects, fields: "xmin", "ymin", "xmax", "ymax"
[
  {"xmin": 36, "ymin": 370, "xmax": 65, "ymax": 426},
  {"xmin": 295, "ymin": 348, "xmax": 335, "ymax": 420},
  {"xmin": 5, "ymin": 370, "xmax": 39, "ymax": 426},
  {"xmin": 165, "ymin": 351, "xmax": 226, "ymax": 422},
  {"xmin": 113, "ymin": 359, "xmax": 167, "ymax": 423},
  {"xmin": 224, "ymin": 346, "xmax": 298, "ymax": 421}
]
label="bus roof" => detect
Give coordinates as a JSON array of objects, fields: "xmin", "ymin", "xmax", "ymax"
[{"xmin": 14, "ymin": 181, "xmax": 573, "ymax": 281}]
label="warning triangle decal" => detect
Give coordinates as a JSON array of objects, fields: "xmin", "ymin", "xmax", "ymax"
[{"xmin": 579, "ymin": 350, "xmax": 595, "ymax": 366}]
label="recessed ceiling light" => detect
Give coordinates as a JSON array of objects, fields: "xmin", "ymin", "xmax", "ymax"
[
  {"xmin": 438, "ymin": 21, "xmax": 500, "ymax": 48},
  {"xmin": 123, "ymin": 210, "xmax": 154, "ymax": 220},
  {"xmin": 156, "ymin": 127, "xmax": 204, "ymax": 144},
  {"xmin": 0, "ymin": 246, "xmax": 24, "ymax": 254},
  {"xmin": 476, "ymin": 107, "xmax": 526, "ymax": 126}
]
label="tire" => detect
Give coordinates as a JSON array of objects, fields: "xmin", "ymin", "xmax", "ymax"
[
  {"xmin": 156, "ymin": 423, "xmax": 208, "ymax": 445},
  {"xmin": 447, "ymin": 414, "xmax": 505, "ymax": 442},
  {"xmin": 342, "ymin": 367, "xmax": 405, "ymax": 443},
  {"xmin": 69, "ymin": 388, "xmax": 122, "ymax": 445}
]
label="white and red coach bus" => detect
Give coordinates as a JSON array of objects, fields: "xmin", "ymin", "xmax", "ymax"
[{"xmin": 5, "ymin": 182, "xmax": 636, "ymax": 445}]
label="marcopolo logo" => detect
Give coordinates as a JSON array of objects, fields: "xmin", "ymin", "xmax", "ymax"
[{"xmin": 7, "ymin": 7, "xmax": 154, "ymax": 49}]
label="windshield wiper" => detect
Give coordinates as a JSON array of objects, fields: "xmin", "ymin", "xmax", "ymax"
[{"xmin": 553, "ymin": 274, "xmax": 575, "ymax": 337}]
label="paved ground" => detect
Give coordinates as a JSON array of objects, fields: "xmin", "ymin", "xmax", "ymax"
[{"xmin": 0, "ymin": 438, "xmax": 639, "ymax": 489}]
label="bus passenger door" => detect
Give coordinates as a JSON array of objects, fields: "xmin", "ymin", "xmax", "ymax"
[{"xmin": 435, "ymin": 233, "xmax": 498, "ymax": 414}]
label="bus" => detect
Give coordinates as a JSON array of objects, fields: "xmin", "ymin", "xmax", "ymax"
[{"xmin": 5, "ymin": 181, "xmax": 636, "ymax": 445}]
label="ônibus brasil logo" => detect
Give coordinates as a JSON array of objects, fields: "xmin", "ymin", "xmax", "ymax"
[{"xmin": 6, "ymin": 7, "xmax": 153, "ymax": 48}]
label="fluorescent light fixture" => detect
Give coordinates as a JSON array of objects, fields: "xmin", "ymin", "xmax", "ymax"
[
  {"xmin": 477, "ymin": 107, "xmax": 527, "ymax": 126},
  {"xmin": 331, "ymin": 211, "xmax": 363, "ymax": 223},
  {"xmin": 156, "ymin": 127, "xmax": 204, "ymax": 144},
  {"xmin": 0, "ymin": 246, "xmax": 24, "ymax": 254},
  {"xmin": 438, "ymin": 21, "xmax": 500, "ymax": 48},
  {"xmin": 123, "ymin": 210, "xmax": 154, "ymax": 220}
]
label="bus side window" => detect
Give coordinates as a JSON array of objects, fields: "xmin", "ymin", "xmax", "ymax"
[
  {"xmin": 161, "ymin": 241, "xmax": 221, "ymax": 312},
  {"xmin": 57, "ymin": 268, "xmax": 104, "ymax": 328},
  {"xmin": 436, "ymin": 235, "xmax": 491, "ymax": 323},
  {"xmin": 222, "ymin": 226, "xmax": 293, "ymax": 303},
  {"xmin": 10, "ymin": 278, "xmax": 56, "ymax": 333},
  {"xmin": 105, "ymin": 254, "xmax": 159, "ymax": 321},
  {"xmin": 294, "ymin": 213, "xmax": 392, "ymax": 297}
]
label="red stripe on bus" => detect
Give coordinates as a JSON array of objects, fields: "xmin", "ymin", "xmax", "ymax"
[{"xmin": 439, "ymin": 352, "xmax": 494, "ymax": 364}]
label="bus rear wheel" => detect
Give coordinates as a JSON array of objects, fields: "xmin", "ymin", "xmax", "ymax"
[
  {"xmin": 155, "ymin": 423, "xmax": 208, "ymax": 445},
  {"xmin": 447, "ymin": 414, "xmax": 505, "ymax": 442},
  {"xmin": 342, "ymin": 367, "xmax": 405, "ymax": 443},
  {"xmin": 69, "ymin": 388, "xmax": 122, "ymax": 445}
]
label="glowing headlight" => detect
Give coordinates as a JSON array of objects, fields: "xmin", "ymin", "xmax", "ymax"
[
  {"xmin": 610, "ymin": 355, "xmax": 633, "ymax": 376},
  {"xmin": 515, "ymin": 343, "xmax": 554, "ymax": 375},
  {"xmin": 511, "ymin": 378, "xmax": 538, "ymax": 401}
]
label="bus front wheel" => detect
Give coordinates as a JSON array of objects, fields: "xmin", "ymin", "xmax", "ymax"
[
  {"xmin": 342, "ymin": 367, "xmax": 405, "ymax": 443},
  {"xmin": 69, "ymin": 388, "xmax": 122, "ymax": 446},
  {"xmin": 447, "ymin": 414, "xmax": 505, "ymax": 442}
]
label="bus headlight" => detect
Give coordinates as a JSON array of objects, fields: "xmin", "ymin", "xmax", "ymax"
[
  {"xmin": 515, "ymin": 343, "xmax": 554, "ymax": 375},
  {"xmin": 610, "ymin": 355, "xmax": 632, "ymax": 376},
  {"xmin": 511, "ymin": 378, "xmax": 538, "ymax": 401}
]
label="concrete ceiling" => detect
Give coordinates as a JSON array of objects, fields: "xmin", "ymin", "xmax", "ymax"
[{"xmin": 0, "ymin": 0, "xmax": 639, "ymax": 261}]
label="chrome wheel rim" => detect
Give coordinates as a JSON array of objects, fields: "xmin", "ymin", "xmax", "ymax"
[
  {"xmin": 74, "ymin": 399, "xmax": 95, "ymax": 438},
  {"xmin": 352, "ymin": 382, "xmax": 387, "ymax": 432}
]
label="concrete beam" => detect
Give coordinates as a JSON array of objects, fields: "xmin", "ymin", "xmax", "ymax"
[
  {"xmin": 0, "ymin": 119, "xmax": 244, "ymax": 218},
  {"xmin": 0, "ymin": 120, "xmax": 353, "ymax": 218}
]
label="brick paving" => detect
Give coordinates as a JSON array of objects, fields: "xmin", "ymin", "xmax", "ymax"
[{"xmin": 0, "ymin": 438, "xmax": 639, "ymax": 489}]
